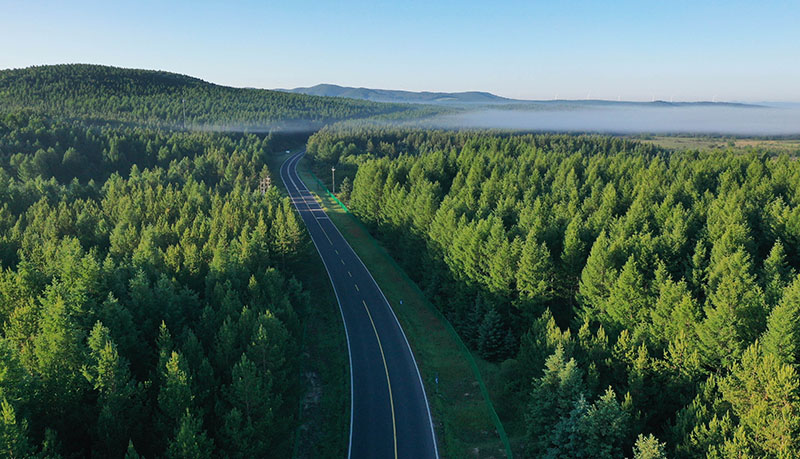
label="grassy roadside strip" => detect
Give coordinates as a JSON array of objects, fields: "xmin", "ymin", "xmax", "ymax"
[
  {"xmin": 298, "ymin": 157, "xmax": 513, "ymax": 458},
  {"xmin": 267, "ymin": 151, "xmax": 349, "ymax": 459}
]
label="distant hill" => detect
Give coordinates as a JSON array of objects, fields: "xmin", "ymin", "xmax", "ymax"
[
  {"xmin": 0, "ymin": 64, "xmax": 405, "ymax": 129},
  {"xmin": 281, "ymin": 84, "xmax": 512, "ymax": 104},
  {"xmin": 281, "ymin": 84, "xmax": 761, "ymax": 109}
]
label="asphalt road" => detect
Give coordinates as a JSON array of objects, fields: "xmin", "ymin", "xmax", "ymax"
[{"xmin": 280, "ymin": 152, "xmax": 439, "ymax": 459}]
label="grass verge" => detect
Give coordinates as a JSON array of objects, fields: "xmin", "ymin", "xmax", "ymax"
[
  {"xmin": 299, "ymin": 157, "xmax": 514, "ymax": 458},
  {"xmin": 268, "ymin": 151, "xmax": 349, "ymax": 459}
]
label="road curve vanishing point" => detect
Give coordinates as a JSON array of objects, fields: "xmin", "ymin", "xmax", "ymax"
[{"xmin": 280, "ymin": 152, "xmax": 439, "ymax": 459}]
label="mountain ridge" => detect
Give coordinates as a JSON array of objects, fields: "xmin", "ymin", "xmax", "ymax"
[
  {"xmin": 279, "ymin": 83, "xmax": 512, "ymax": 104},
  {"xmin": 281, "ymin": 83, "xmax": 762, "ymax": 108},
  {"xmin": 0, "ymin": 64, "xmax": 405, "ymax": 128}
]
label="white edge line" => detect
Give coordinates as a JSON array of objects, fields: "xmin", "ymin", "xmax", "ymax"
[
  {"xmin": 281, "ymin": 153, "xmax": 355, "ymax": 459},
  {"xmin": 292, "ymin": 153, "xmax": 441, "ymax": 458}
]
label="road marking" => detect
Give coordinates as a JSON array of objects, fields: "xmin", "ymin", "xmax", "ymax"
[
  {"xmin": 348, "ymin": 271, "xmax": 352, "ymax": 278},
  {"xmin": 310, "ymin": 160, "xmax": 441, "ymax": 458},
  {"xmin": 341, "ymin": 259, "xmax": 345, "ymax": 265},
  {"xmin": 354, "ymin": 283, "xmax": 359, "ymax": 292},
  {"xmin": 283, "ymin": 151, "xmax": 437, "ymax": 458},
  {"xmin": 281, "ymin": 152, "xmax": 355, "ymax": 458},
  {"xmin": 362, "ymin": 300, "xmax": 398, "ymax": 459},
  {"xmin": 335, "ymin": 249, "xmax": 339, "ymax": 255}
]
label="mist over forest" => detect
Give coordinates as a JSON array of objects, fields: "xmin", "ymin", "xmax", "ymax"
[{"xmin": 428, "ymin": 104, "xmax": 800, "ymax": 135}]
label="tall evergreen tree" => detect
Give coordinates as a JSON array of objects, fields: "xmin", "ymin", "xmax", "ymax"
[
  {"xmin": 698, "ymin": 250, "xmax": 767, "ymax": 367},
  {"xmin": 0, "ymin": 398, "xmax": 32, "ymax": 459},
  {"xmin": 761, "ymin": 275, "xmax": 800, "ymax": 365},
  {"xmin": 166, "ymin": 410, "xmax": 214, "ymax": 459}
]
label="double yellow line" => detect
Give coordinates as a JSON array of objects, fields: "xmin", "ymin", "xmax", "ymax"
[{"xmin": 362, "ymin": 300, "xmax": 398, "ymax": 459}]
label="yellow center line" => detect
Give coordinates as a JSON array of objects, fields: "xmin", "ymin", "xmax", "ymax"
[
  {"xmin": 355, "ymin": 283, "xmax": 359, "ymax": 292},
  {"xmin": 362, "ymin": 300, "xmax": 398, "ymax": 459}
]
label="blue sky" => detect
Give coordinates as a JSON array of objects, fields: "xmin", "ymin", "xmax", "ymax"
[{"xmin": 2, "ymin": 0, "xmax": 798, "ymax": 101}]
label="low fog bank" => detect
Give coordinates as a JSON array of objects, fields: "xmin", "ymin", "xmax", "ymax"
[
  {"xmin": 187, "ymin": 119, "xmax": 324, "ymax": 134},
  {"xmin": 428, "ymin": 105, "xmax": 800, "ymax": 136}
]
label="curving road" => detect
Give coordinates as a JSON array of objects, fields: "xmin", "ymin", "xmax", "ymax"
[{"xmin": 280, "ymin": 152, "xmax": 439, "ymax": 459}]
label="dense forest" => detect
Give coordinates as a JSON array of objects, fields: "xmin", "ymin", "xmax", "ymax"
[
  {"xmin": 0, "ymin": 111, "xmax": 315, "ymax": 457},
  {"xmin": 308, "ymin": 127, "xmax": 800, "ymax": 457},
  {"xmin": 0, "ymin": 64, "xmax": 406, "ymax": 129}
]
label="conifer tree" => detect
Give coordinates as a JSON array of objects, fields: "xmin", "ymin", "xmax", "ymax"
[
  {"xmin": 159, "ymin": 352, "xmax": 194, "ymax": 435},
  {"xmin": 0, "ymin": 398, "xmax": 32, "ymax": 459},
  {"xmin": 517, "ymin": 231, "xmax": 553, "ymax": 311},
  {"xmin": 698, "ymin": 250, "xmax": 767, "ymax": 367},
  {"xmin": 762, "ymin": 240, "xmax": 794, "ymax": 308},
  {"xmin": 478, "ymin": 307, "xmax": 511, "ymax": 361},
  {"xmin": 719, "ymin": 342, "xmax": 800, "ymax": 456},
  {"xmin": 761, "ymin": 275, "xmax": 800, "ymax": 365},
  {"xmin": 579, "ymin": 230, "xmax": 617, "ymax": 315},
  {"xmin": 633, "ymin": 434, "xmax": 667, "ymax": 459},
  {"xmin": 166, "ymin": 410, "xmax": 214, "ymax": 459},
  {"xmin": 525, "ymin": 344, "xmax": 585, "ymax": 457},
  {"xmin": 604, "ymin": 256, "xmax": 648, "ymax": 333},
  {"xmin": 83, "ymin": 322, "xmax": 141, "ymax": 457}
]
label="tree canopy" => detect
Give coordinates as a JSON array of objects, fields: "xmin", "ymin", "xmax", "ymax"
[{"xmin": 308, "ymin": 127, "xmax": 800, "ymax": 457}]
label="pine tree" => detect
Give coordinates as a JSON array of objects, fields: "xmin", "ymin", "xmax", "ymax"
[
  {"xmin": 158, "ymin": 351, "xmax": 194, "ymax": 436},
  {"xmin": 698, "ymin": 250, "xmax": 767, "ymax": 367},
  {"xmin": 719, "ymin": 342, "xmax": 800, "ymax": 456},
  {"xmin": 525, "ymin": 344, "xmax": 585, "ymax": 457},
  {"xmin": 83, "ymin": 322, "xmax": 141, "ymax": 457},
  {"xmin": 762, "ymin": 275, "xmax": 800, "ymax": 365},
  {"xmin": 604, "ymin": 256, "xmax": 648, "ymax": 333},
  {"xmin": 478, "ymin": 307, "xmax": 510, "ymax": 361},
  {"xmin": 220, "ymin": 354, "xmax": 275, "ymax": 457},
  {"xmin": 576, "ymin": 387, "xmax": 631, "ymax": 458},
  {"xmin": 650, "ymin": 275, "xmax": 700, "ymax": 351},
  {"xmin": 762, "ymin": 240, "xmax": 794, "ymax": 308},
  {"xmin": 338, "ymin": 176, "xmax": 352, "ymax": 205},
  {"xmin": 561, "ymin": 214, "xmax": 586, "ymax": 299},
  {"xmin": 0, "ymin": 398, "xmax": 32, "ymax": 459},
  {"xmin": 31, "ymin": 289, "xmax": 86, "ymax": 440},
  {"xmin": 517, "ymin": 231, "xmax": 553, "ymax": 312},
  {"xmin": 578, "ymin": 230, "xmax": 617, "ymax": 315},
  {"xmin": 166, "ymin": 410, "xmax": 214, "ymax": 459},
  {"xmin": 633, "ymin": 434, "xmax": 667, "ymax": 459},
  {"xmin": 124, "ymin": 440, "xmax": 141, "ymax": 459}
]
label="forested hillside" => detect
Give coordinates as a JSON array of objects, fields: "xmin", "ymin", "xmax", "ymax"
[
  {"xmin": 0, "ymin": 112, "xmax": 312, "ymax": 457},
  {"xmin": 0, "ymin": 65, "xmax": 405, "ymax": 129},
  {"xmin": 308, "ymin": 128, "xmax": 800, "ymax": 457}
]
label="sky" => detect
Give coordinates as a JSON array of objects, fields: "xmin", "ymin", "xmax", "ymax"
[{"xmin": 2, "ymin": 0, "xmax": 799, "ymax": 102}]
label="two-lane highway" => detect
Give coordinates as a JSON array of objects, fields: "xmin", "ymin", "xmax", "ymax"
[{"xmin": 280, "ymin": 152, "xmax": 439, "ymax": 458}]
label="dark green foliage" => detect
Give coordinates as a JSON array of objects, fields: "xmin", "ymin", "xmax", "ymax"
[
  {"xmin": 166, "ymin": 410, "xmax": 214, "ymax": 459},
  {"xmin": 337, "ymin": 176, "xmax": 353, "ymax": 205},
  {"xmin": 477, "ymin": 307, "xmax": 514, "ymax": 361},
  {"xmin": 0, "ymin": 64, "xmax": 405, "ymax": 129},
  {"xmin": 762, "ymin": 275, "xmax": 800, "ymax": 365},
  {"xmin": 525, "ymin": 345, "xmax": 631, "ymax": 458},
  {"xmin": 0, "ymin": 111, "xmax": 308, "ymax": 456},
  {"xmin": 311, "ymin": 127, "xmax": 800, "ymax": 457},
  {"xmin": 0, "ymin": 398, "xmax": 32, "ymax": 458}
]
